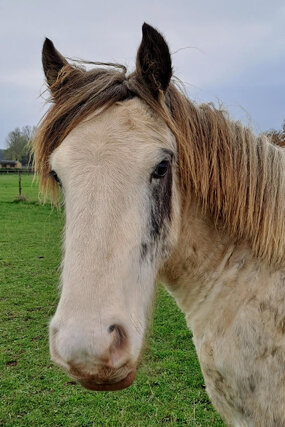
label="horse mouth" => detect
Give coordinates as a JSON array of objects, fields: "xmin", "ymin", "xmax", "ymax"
[{"xmin": 79, "ymin": 369, "xmax": 136, "ymax": 391}]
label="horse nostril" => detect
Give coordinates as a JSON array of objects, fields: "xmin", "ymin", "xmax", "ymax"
[
  {"xmin": 108, "ymin": 324, "xmax": 128, "ymax": 350},
  {"xmin": 108, "ymin": 324, "xmax": 116, "ymax": 333}
]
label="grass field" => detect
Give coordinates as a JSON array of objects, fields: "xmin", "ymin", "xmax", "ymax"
[{"xmin": 0, "ymin": 174, "xmax": 224, "ymax": 426}]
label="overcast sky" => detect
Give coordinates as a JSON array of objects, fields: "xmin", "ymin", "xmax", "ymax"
[{"xmin": 0, "ymin": 0, "xmax": 284, "ymax": 149}]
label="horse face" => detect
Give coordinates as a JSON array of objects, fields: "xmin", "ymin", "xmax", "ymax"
[{"xmin": 49, "ymin": 98, "xmax": 180, "ymax": 390}]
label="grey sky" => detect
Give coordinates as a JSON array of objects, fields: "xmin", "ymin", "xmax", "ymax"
[{"xmin": 0, "ymin": 0, "xmax": 284, "ymax": 149}]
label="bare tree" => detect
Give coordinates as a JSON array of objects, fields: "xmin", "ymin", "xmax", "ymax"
[
  {"xmin": 5, "ymin": 126, "xmax": 36, "ymax": 166},
  {"xmin": 266, "ymin": 120, "xmax": 285, "ymax": 147}
]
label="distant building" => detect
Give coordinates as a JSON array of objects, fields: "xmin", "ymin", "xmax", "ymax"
[{"xmin": 0, "ymin": 160, "xmax": 21, "ymax": 169}]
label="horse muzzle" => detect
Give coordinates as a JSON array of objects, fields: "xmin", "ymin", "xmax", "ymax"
[{"xmin": 78, "ymin": 369, "xmax": 136, "ymax": 391}]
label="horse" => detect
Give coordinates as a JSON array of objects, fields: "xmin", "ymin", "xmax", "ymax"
[{"xmin": 33, "ymin": 23, "xmax": 285, "ymax": 427}]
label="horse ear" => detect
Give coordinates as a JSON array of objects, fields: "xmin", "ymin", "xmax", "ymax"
[
  {"xmin": 42, "ymin": 38, "xmax": 68, "ymax": 88},
  {"xmin": 136, "ymin": 23, "xmax": 172, "ymax": 97}
]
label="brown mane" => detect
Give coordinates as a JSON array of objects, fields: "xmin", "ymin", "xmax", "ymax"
[{"xmin": 33, "ymin": 62, "xmax": 285, "ymax": 267}]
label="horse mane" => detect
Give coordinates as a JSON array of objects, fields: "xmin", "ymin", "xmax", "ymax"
[{"xmin": 33, "ymin": 62, "xmax": 285, "ymax": 267}]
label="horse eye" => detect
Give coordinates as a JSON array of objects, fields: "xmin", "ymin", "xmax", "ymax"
[
  {"xmin": 152, "ymin": 160, "xmax": 169, "ymax": 179},
  {"xmin": 50, "ymin": 170, "xmax": 61, "ymax": 184}
]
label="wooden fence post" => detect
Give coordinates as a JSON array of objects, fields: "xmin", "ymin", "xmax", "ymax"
[{"xmin": 18, "ymin": 170, "xmax": 22, "ymax": 197}]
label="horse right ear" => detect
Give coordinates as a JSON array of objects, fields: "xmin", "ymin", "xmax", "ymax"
[
  {"xmin": 136, "ymin": 23, "xmax": 172, "ymax": 98},
  {"xmin": 42, "ymin": 38, "xmax": 68, "ymax": 89}
]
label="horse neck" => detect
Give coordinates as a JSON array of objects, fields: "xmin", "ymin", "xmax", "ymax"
[
  {"xmin": 159, "ymin": 97, "xmax": 285, "ymax": 338},
  {"xmin": 170, "ymin": 95, "xmax": 285, "ymax": 266},
  {"xmin": 159, "ymin": 196, "xmax": 271, "ymax": 336}
]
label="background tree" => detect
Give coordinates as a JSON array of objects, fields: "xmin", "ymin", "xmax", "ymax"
[
  {"xmin": 5, "ymin": 125, "xmax": 36, "ymax": 166},
  {"xmin": 266, "ymin": 120, "xmax": 285, "ymax": 147}
]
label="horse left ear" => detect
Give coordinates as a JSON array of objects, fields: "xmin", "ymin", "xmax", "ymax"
[
  {"xmin": 42, "ymin": 38, "xmax": 68, "ymax": 89},
  {"xmin": 136, "ymin": 23, "xmax": 172, "ymax": 97}
]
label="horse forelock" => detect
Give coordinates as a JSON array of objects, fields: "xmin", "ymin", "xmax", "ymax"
[{"xmin": 33, "ymin": 61, "xmax": 285, "ymax": 267}]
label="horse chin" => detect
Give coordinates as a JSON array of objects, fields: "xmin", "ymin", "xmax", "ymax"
[{"xmin": 79, "ymin": 369, "xmax": 136, "ymax": 392}]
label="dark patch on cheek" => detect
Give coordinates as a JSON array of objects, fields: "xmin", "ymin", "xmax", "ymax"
[
  {"xmin": 150, "ymin": 168, "xmax": 172, "ymax": 239},
  {"xmin": 140, "ymin": 243, "xmax": 148, "ymax": 259},
  {"xmin": 140, "ymin": 166, "xmax": 172, "ymax": 262}
]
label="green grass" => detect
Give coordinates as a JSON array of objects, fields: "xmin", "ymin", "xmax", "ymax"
[{"xmin": 0, "ymin": 174, "xmax": 224, "ymax": 426}]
